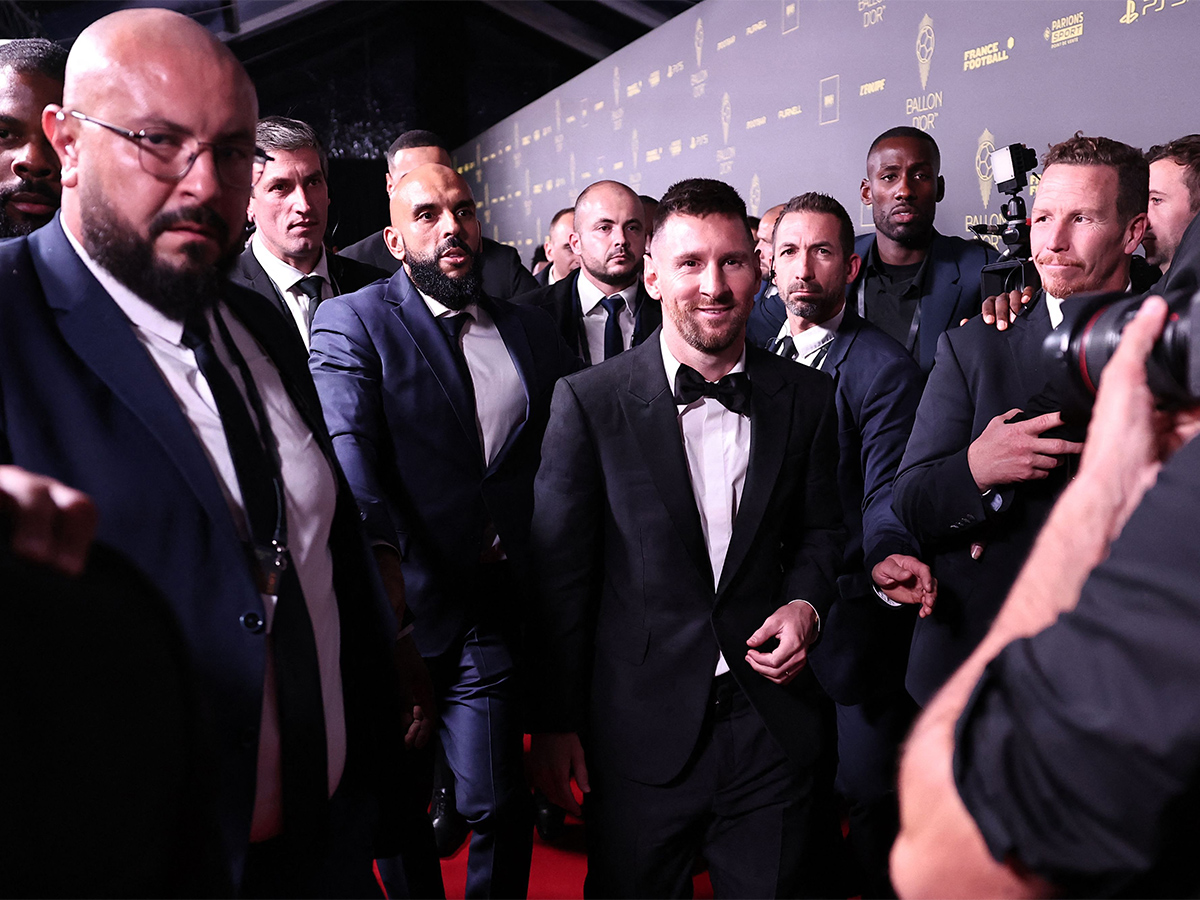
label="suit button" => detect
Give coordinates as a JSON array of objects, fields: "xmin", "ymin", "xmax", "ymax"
[{"xmin": 241, "ymin": 612, "xmax": 264, "ymax": 633}]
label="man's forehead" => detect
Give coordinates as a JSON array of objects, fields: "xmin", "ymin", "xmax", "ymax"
[
  {"xmin": 1034, "ymin": 164, "xmax": 1118, "ymax": 207},
  {"xmin": 398, "ymin": 174, "xmax": 473, "ymax": 209},
  {"xmin": 580, "ymin": 186, "xmax": 639, "ymax": 218},
  {"xmin": 869, "ymin": 138, "xmax": 935, "ymax": 168},
  {"xmin": 392, "ymin": 145, "xmax": 450, "ymax": 176},
  {"xmin": 1150, "ymin": 158, "xmax": 1189, "ymax": 190},
  {"xmin": 776, "ymin": 211, "xmax": 838, "ymax": 242},
  {"xmin": 660, "ymin": 213, "xmax": 750, "ymax": 252}
]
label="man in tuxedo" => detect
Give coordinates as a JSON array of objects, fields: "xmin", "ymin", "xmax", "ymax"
[
  {"xmin": 533, "ymin": 206, "xmax": 578, "ymax": 287},
  {"xmin": 339, "ymin": 129, "xmax": 537, "ymax": 299},
  {"xmin": 229, "ymin": 116, "xmax": 385, "ymax": 349},
  {"xmin": 0, "ymin": 38, "xmax": 65, "ymax": 237},
  {"xmin": 893, "ymin": 134, "xmax": 1148, "ymax": 706},
  {"xmin": 529, "ymin": 178, "xmax": 844, "ymax": 898},
  {"xmin": 0, "ymin": 10, "xmax": 412, "ymax": 894},
  {"xmin": 310, "ymin": 162, "xmax": 578, "ymax": 898},
  {"xmin": 513, "ymin": 179, "xmax": 660, "ymax": 366},
  {"xmin": 767, "ymin": 192, "xmax": 932, "ymax": 898}
]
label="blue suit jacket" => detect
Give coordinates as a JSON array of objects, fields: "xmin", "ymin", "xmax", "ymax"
[
  {"xmin": 803, "ymin": 310, "xmax": 925, "ymax": 705},
  {"xmin": 309, "ymin": 268, "xmax": 579, "ymax": 657},
  {"xmin": 0, "ymin": 218, "xmax": 404, "ymax": 889}
]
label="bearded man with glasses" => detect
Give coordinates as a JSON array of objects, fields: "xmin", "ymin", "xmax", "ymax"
[{"xmin": 0, "ymin": 8, "xmax": 413, "ymax": 896}]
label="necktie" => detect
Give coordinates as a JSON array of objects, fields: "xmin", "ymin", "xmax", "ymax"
[
  {"xmin": 437, "ymin": 312, "xmax": 476, "ymax": 389},
  {"xmin": 294, "ymin": 275, "xmax": 324, "ymax": 329},
  {"xmin": 599, "ymin": 294, "xmax": 625, "ymax": 360},
  {"xmin": 771, "ymin": 334, "xmax": 799, "ymax": 360},
  {"xmin": 181, "ymin": 307, "xmax": 329, "ymax": 846},
  {"xmin": 674, "ymin": 363, "xmax": 753, "ymax": 416}
]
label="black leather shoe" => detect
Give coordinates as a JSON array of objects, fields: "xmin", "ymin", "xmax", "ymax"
[
  {"xmin": 429, "ymin": 786, "xmax": 470, "ymax": 858},
  {"xmin": 533, "ymin": 789, "xmax": 566, "ymax": 843}
]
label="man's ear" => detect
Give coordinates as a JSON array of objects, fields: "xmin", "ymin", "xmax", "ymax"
[
  {"xmin": 43, "ymin": 106, "xmax": 78, "ymax": 188},
  {"xmin": 569, "ymin": 231, "xmax": 582, "ymax": 256},
  {"xmin": 384, "ymin": 225, "xmax": 405, "ymax": 263},
  {"xmin": 860, "ymin": 178, "xmax": 872, "ymax": 206},
  {"xmin": 936, "ymin": 175, "xmax": 946, "ymax": 203},
  {"xmin": 643, "ymin": 251, "xmax": 662, "ymax": 300},
  {"xmin": 385, "ymin": 171, "xmax": 394, "ymax": 196},
  {"xmin": 845, "ymin": 252, "xmax": 862, "ymax": 285},
  {"xmin": 1123, "ymin": 212, "xmax": 1149, "ymax": 256}
]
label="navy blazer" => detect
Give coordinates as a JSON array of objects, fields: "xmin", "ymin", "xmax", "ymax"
[
  {"xmin": 801, "ymin": 310, "xmax": 925, "ymax": 705},
  {"xmin": 309, "ymin": 267, "xmax": 579, "ymax": 657},
  {"xmin": 0, "ymin": 218, "xmax": 404, "ymax": 889},
  {"xmin": 510, "ymin": 267, "xmax": 661, "ymax": 365},
  {"xmin": 528, "ymin": 336, "xmax": 844, "ymax": 784}
]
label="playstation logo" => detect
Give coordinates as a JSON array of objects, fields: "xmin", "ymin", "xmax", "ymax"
[{"xmin": 1119, "ymin": 0, "xmax": 1138, "ymax": 23}]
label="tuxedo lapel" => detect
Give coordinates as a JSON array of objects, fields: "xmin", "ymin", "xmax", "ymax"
[
  {"xmin": 717, "ymin": 350, "xmax": 791, "ymax": 597},
  {"xmin": 619, "ymin": 341, "xmax": 711, "ymax": 583},
  {"xmin": 30, "ymin": 222, "xmax": 237, "ymax": 536},
  {"xmin": 385, "ymin": 270, "xmax": 483, "ymax": 456}
]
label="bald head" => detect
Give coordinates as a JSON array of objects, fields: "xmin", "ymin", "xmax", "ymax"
[
  {"xmin": 43, "ymin": 8, "xmax": 259, "ymax": 320},
  {"xmin": 571, "ymin": 179, "xmax": 645, "ymax": 291},
  {"xmin": 755, "ymin": 203, "xmax": 785, "ymax": 279}
]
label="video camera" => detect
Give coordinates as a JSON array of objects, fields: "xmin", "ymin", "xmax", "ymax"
[{"xmin": 971, "ymin": 142, "xmax": 1041, "ymax": 299}]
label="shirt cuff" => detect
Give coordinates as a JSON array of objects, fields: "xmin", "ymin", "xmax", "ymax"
[
  {"xmin": 788, "ymin": 598, "xmax": 821, "ymax": 634},
  {"xmin": 872, "ymin": 584, "xmax": 904, "ymax": 607}
]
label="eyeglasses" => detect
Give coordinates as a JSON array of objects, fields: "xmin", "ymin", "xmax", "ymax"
[{"xmin": 59, "ymin": 109, "xmax": 271, "ymax": 188}]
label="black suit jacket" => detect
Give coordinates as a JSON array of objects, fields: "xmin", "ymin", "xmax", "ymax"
[
  {"xmin": 893, "ymin": 295, "xmax": 1070, "ymax": 705},
  {"xmin": 309, "ymin": 268, "xmax": 580, "ymax": 657},
  {"xmin": 339, "ymin": 229, "xmax": 538, "ymax": 300},
  {"xmin": 805, "ymin": 310, "xmax": 925, "ymax": 705},
  {"xmin": 533, "ymin": 265, "xmax": 551, "ymax": 287},
  {"xmin": 229, "ymin": 244, "xmax": 387, "ymax": 342},
  {"xmin": 529, "ymin": 336, "xmax": 844, "ymax": 785},
  {"xmin": 0, "ymin": 218, "xmax": 405, "ymax": 888},
  {"xmin": 511, "ymin": 268, "xmax": 661, "ymax": 365}
]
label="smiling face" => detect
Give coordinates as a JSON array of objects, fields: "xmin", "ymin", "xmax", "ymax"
[
  {"xmin": 248, "ymin": 146, "xmax": 329, "ymax": 272},
  {"xmin": 861, "ymin": 135, "xmax": 943, "ymax": 251},
  {"xmin": 0, "ymin": 65, "xmax": 62, "ymax": 236},
  {"xmin": 644, "ymin": 211, "xmax": 757, "ymax": 367},
  {"xmin": 1031, "ymin": 163, "xmax": 1145, "ymax": 299},
  {"xmin": 772, "ymin": 210, "xmax": 860, "ymax": 329}
]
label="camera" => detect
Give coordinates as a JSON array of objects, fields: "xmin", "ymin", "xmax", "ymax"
[
  {"xmin": 971, "ymin": 142, "xmax": 1041, "ymax": 298},
  {"xmin": 1045, "ymin": 286, "xmax": 1199, "ymax": 419}
]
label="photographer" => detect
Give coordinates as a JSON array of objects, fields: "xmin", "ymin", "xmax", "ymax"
[
  {"xmin": 892, "ymin": 134, "xmax": 1148, "ymax": 706},
  {"xmin": 891, "ymin": 288, "xmax": 1200, "ymax": 897}
]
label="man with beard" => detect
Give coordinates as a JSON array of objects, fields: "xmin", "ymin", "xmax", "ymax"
[
  {"xmin": 853, "ymin": 127, "xmax": 997, "ymax": 373},
  {"xmin": 513, "ymin": 179, "xmax": 660, "ymax": 366},
  {"xmin": 528, "ymin": 178, "xmax": 844, "ymax": 898},
  {"xmin": 767, "ymin": 193, "xmax": 931, "ymax": 898},
  {"xmin": 1143, "ymin": 136, "xmax": 1200, "ymax": 275},
  {"xmin": 230, "ymin": 116, "xmax": 386, "ymax": 349},
  {"xmin": 0, "ymin": 38, "xmax": 65, "ymax": 237},
  {"xmin": 339, "ymin": 129, "xmax": 537, "ymax": 300},
  {"xmin": 310, "ymin": 162, "xmax": 577, "ymax": 898},
  {"xmin": 893, "ymin": 134, "xmax": 1147, "ymax": 707},
  {"xmin": 0, "ymin": 9, "xmax": 413, "ymax": 895}
]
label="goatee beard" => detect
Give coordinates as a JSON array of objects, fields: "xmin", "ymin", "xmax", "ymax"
[{"xmin": 81, "ymin": 189, "xmax": 236, "ymax": 322}]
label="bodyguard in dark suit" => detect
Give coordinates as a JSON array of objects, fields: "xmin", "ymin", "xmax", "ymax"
[
  {"xmin": 529, "ymin": 179, "xmax": 844, "ymax": 898},
  {"xmin": 513, "ymin": 179, "xmax": 660, "ymax": 365},
  {"xmin": 894, "ymin": 135, "xmax": 1149, "ymax": 706},
  {"xmin": 532, "ymin": 205, "xmax": 578, "ymax": 288},
  {"xmin": 227, "ymin": 117, "xmax": 385, "ymax": 349},
  {"xmin": 338, "ymin": 129, "xmax": 537, "ymax": 300},
  {"xmin": 5, "ymin": 10, "xmax": 410, "ymax": 894},
  {"xmin": 310, "ymin": 162, "xmax": 578, "ymax": 898},
  {"xmin": 765, "ymin": 194, "xmax": 931, "ymax": 898}
]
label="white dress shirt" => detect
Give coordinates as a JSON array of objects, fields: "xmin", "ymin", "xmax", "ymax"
[
  {"xmin": 65, "ymin": 225, "xmax": 345, "ymax": 842},
  {"xmin": 578, "ymin": 273, "xmax": 639, "ymax": 365},
  {"xmin": 775, "ymin": 305, "xmax": 845, "ymax": 367},
  {"xmin": 251, "ymin": 232, "xmax": 332, "ymax": 349}
]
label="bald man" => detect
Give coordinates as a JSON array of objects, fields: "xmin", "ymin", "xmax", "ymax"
[
  {"xmin": 513, "ymin": 179, "xmax": 660, "ymax": 366},
  {"xmin": 745, "ymin": 203, "xmax": 790, "ymax": 346},
  {"xmin": 0, "ymin": 9, "xmax": 410, "ymax": 894},
  {"xmin": 339, "ymin": 129, "xmax": 538, "ymax": 299},
  {"xmin": 311, "ymin": 163, "xmax": 578, "ymax": 898}
]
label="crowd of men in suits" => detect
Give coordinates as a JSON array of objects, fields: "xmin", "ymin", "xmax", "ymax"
[{"xmin": 2, "ymin": 9, "xmax": 1200, "ymax": 898}]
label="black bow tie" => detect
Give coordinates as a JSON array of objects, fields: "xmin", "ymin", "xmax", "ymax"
[{"xmin": 673, "ymin": 364, "xmax": 752, "ymax": 416}]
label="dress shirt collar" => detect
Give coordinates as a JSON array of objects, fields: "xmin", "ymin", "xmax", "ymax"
[
  {"xmin": 777, "ymin": 305, "xmax": 845, "ymax": 360},
  {"xmin": 251, "ymin": 230, "xmax": 331, "ymax": 294},
  {"xmin": 62, "ymin": 219, "xmax": 188, "ymax": 346},
  {"xmin": 577, "ymin": 270, "xmax": 639, "ymax": 317},
  {"xmin": 418, "ymin": 288, "xmax": 484, "ymax": 325},
  {"xmin": 660, "ymin": 331, "xmax": 747, "ymax": 409},
  {"xmin": 1046, "ymin": 281, "xmax": 1131, "ymax": 330}
]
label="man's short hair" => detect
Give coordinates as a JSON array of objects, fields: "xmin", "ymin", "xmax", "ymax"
[
  {"xmin": 1147, "ymin": 134, "xmax": 1200, "ymax": 214},
  {"xmin": 867, "ymin": 126, "xmax": 941, "ymax": 173},
  {"xmin": 548, "ymin": 207, "xmax": 573, "ymax": 230},
  {"xmin": 0, "ymin": 38, "xmax": 67, "ymax": 82},
  {"xmin": 255, "ymin": 115, "xmax": 327, "ymax": 178},
  {"xmin": 651, "ymin": 178, "xmax": 750, "ymax": 250},
  {"xmin": 1043, "ymin": 132, "xmax": 1149, "ymax": 223},
  {"xmin": 776, "ymin": 193, "xmax": 855, "ymax": 260},
  {"xmin": 385, "ymin": 129, "xmax": 447, "ymax": 169}
]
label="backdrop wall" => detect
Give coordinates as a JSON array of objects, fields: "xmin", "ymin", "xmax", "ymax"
[{"xmin": 452, "ymin": 0, "xmax": 1197, "ymax": 265}]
